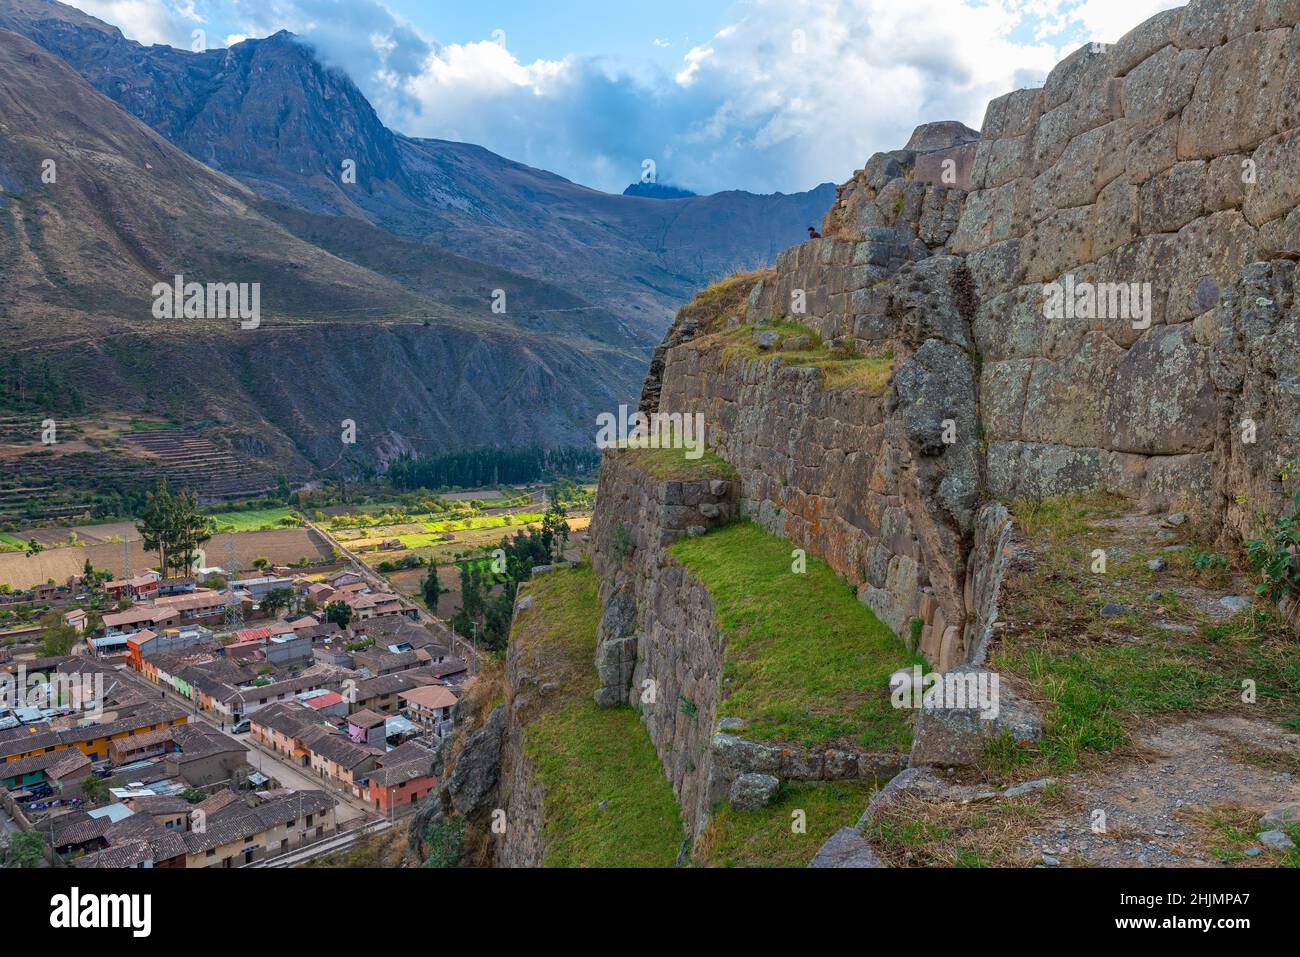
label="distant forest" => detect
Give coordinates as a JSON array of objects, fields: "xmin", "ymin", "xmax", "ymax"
[
  {"xmin": 0, "ymin": 353, "xmax": 86, "ymax": 413},
  {"xmin": 386, "ymin": 445, "xmax": 600, "ymax": 490}
]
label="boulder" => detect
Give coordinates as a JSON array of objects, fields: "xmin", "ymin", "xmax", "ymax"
[
  {"xmin": 808, "ymin": 826, "xmax": 888, "ymax": 868},
  {"xmin": 908, "ymin": 666, "xmax": 1043, "ymax": 767},
  {"xmin": 1259, "ymin": 830, "xmax": 1296, "ymax": 851},
  {"xmin": 1260, "ymin": 802, "xmax": 1300, "ymax": 827},
  {"xmin": 729, "ymin": 772, "xmax": 780, "ymax": 811}
]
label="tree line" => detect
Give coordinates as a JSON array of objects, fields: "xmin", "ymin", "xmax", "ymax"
[{"xmin": 387, "ymin": 445, "xmax": 599, "ymax": 491}]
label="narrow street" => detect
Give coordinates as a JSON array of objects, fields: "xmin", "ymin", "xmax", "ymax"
[
  {"xmin": 113, "ymin": 666, "xmax": 374, "ymax": 824},
  {"xmin": 247, "ymin": 819, "xmax": 394, "ymax": 868}
]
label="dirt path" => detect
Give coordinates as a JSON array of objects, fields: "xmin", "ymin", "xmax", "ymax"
[{"xmin": 1026, "ymin": 715, "xmax": 1300, "ymax": 866}]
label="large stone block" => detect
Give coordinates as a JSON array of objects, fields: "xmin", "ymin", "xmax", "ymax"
[
  {"xmin": 1122, "ymin": 46, "xmax": 1203, "ymax": 136},
  {"xmin": 1244, "ymin": 128, "xmax": 1300, "ymax": 227},
  {"xmin": 1179, "ymin": 29, "xmax": 1290, "ymax": 160},
  {"xmin": 1125, "ymin": 116, "xmax": 1179, "ymax": 185},
  {"xmin": 1019, "ymin": 206, "xmax": 1093, "ymax": 283},
  {"xmin": 949, "ymin": 180, "xmax": 1030, "ymax": 254},
  {"xmin": 1030, "ymin": 120, "xmax": 1129, "ymax": 214},
  {"xmin": 972, "ymin": 285, "xmax": 1043, "ymax": 361},
  {"xmin": 1100, "ymin": 324, "xmax": 1216, "ymax": 455},
  {"xmin": 986, "ymin": 441, "xmax": 1103, "ymax": 500},
  {"xmin": 1111, "ymin": 7, "xmax": 1183, "ymax": 76},
  {"xmin": 1043, "ymin": 42, "xmax": 1114, "ymax": 111},
  {"xmin": 809, "ymin": 826, "xmax": 887, "ymax": 868},
  {"xmin": 908, "ymin": 666, "xmax": 1043, "ymax": 767},
  {"xmin": 1022, "ymin": 333, "xmax": 1124, "ymax": 448},
  {"xmin": 1175, "ymin": 0, "xmax": 1263, "ymax": 48},
  {"xmin": 1139, "ymin": 160, "xmax": 1209, "ymax": 234},
  {"xmin": 980, "ymin": 88, "xmax": 1043, "ymax": 140},
  {"xmin": 1166, "ymin": 210, "xmax": 1258, "ymax": 323},
  {"xmin": 980, "ymin": 359, "xmax": 1033, "ymax": 442}
]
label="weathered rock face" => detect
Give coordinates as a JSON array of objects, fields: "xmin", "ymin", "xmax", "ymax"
[
  {"xmin": 653, "ymin": 126, "xmax": 985, "ymax": 665},
  {"xmin": 963, "ymin": 2, "xmax": 1299, "ymax": 529},
  {"xmin": 623, "ymin": 3, "xmax": 1300, "ymax": 701}
]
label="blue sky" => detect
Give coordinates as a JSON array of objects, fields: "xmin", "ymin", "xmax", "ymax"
[{"xmin": 75, "ymin": 0, "xmax": 1182, "ymax": 195}]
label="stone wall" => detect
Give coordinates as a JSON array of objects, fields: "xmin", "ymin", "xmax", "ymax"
[
  {"xmin": 959, "ymin": 0, "xmax": 1300, "ymax": 532},
  {"xmin": 496, "ymin": 619, "xmax": 548, "ymax": 867},
  {"xmin": 656, "ymin": 208, "xmax": 984, "ymax": 666},
  {"xmin": 588, "ymin": 450, "xmax": 912, "ymax": 843},
  {"xmin": 589, "ymin": 452, "xmax": 736, "ymax": 838},
  {"xmin": 633, "ymin": 2, "xmax": 1300, "ymax": 685}
]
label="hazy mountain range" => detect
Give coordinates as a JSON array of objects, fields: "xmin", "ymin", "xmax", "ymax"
[{"xmin": 0, "ymin": 0, "xmax": 834, "ymax": 480}]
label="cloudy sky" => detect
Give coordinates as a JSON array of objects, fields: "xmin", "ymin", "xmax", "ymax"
[{"xmin": 74, "ymin": 0, "xmax": 1181, "ymax": 195}]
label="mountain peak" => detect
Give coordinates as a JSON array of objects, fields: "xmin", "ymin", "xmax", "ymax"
[{"xmin": 622, "ymin": 182, "xmax": 698, "ymax": 200}]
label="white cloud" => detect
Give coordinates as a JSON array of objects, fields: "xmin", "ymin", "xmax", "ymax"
[
  {"xmin": 74, "ymin": 0, "xmax": 1186, "ymax": 195},
  {"xmin": 377, "ymin": 0, "xmax": 1076, "ymax": 194},
  {"xmin": 1067, "ymin": 0, "xmax": 1183, "ymax": 41},
  {"xmin": 77, "ymin": 0, "xmax": 201, "ymax": 46}
]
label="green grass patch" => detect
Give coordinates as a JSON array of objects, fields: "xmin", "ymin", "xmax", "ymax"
[
  {"xmin": 421, "ymin": 512, "xmax": 542, "ymax": 535},
  {"xmin": 615, "ymin": 444, "xmax": 738, "ymax": 482},
  {"xmin": 990, "ymin": 640, "xmax": 1222, "ymax": 768},
  {"xmin": 209, "ymin": 507, "xmax": 297, "ymax": 532},
  {"xmin": 696, "ymin": 780, "xmax": 877, "ymax": 867},
  {"xmin": 670, "ymin": 520, "xmax": 921, "ymax": 749},
  {"xmin": 721, "ymin": 321, "xmax": 895, "ymax": 395},
  {"xmin": 516, "ymin": 566, "xmax": 684, "ymax": 867},
  {"xmin": 0, "ymin": 534, "xmax": 25, "ymax": 551}
]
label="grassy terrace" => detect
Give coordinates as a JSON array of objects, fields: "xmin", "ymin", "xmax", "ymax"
[
  {"xmin": 670, "ymin": 520, "xmax": 922, "ymax": 750},
  {"xmin": 988, "ymin": 493, "xmax": 1300, "ymax": 772},
  {"xmin": 720, "ymin": 320, "xmax": 894, "ymax": 394},
  {"xmin": 515, "ymin": 566, "xmax": 684, "ymax": 867},
  {"xmin": 613, "ymin": 441, "xmax": 738, "ymax": 482},
  {"xmin": 697, "ymin": 779, "xmax": 878, "ymax": 867}
]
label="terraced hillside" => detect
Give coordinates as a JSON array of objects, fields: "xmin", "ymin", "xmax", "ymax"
[{"xmin": 124, "ymin": 430, "xmax": 273, "ymax": 502}]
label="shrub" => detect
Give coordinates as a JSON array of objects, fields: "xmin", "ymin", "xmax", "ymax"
[{"xmin": 1247, "ymin": 485, "xmax": 1300, "ymax": 604}]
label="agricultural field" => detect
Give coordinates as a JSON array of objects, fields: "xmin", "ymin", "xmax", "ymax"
[
  {"xmin": 209, "ymin": 507, "xmax": 301, "ymax": 532},
  {"xmin": 0, "ymin": 528, "xmax": 333, "ymax": 591},
  {"xmin": 337, "ymin": 484, "xmax": 595, "ymax": 617}
]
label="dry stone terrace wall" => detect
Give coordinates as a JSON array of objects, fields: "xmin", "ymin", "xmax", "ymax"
[
  {"xmin": 588, "ymin": 452, "xmax": 736, "ymax": 837},
  {"xmin": 588, "ymin": 452, "xmax": 910, "ymax": 842},
  {"xmin": 654, "ymin": 156, "xmax": 985, "ymax": 667},
  {"xmin": 959, "ymin": 0, "xmax": 1300, "ymax": 529}
]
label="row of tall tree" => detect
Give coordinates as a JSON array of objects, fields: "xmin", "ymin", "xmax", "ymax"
[
  {"xmin": 386, "ymin": 445, "xmax": 599, "ymax": 491},
  {"xmin": 134, "ymin": 479, "xmax": 214, "ymax": 577}
]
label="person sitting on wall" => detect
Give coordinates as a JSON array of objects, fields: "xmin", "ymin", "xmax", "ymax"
[{"xmin": 807, "ymin": 226, "xmax": 821, "ymax": 239}]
